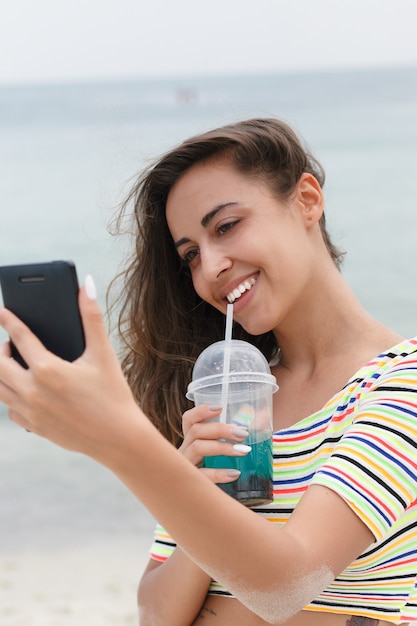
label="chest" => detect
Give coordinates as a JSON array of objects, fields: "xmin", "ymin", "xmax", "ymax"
[
  {"xmin": 257, "ymin": 378, "xmax": 361, "ymax": 520},
  {"xmin": 271, "ymin": 367, "xmax": 350, "ymax": 431}
]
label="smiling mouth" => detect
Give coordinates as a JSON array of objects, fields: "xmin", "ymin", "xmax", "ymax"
[{"xmin": 226, "ymin": 277, "xmax": 256, "ymax": 303}]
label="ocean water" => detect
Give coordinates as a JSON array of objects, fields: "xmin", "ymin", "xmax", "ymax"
[{"xmin": 0, "ymin": 66, "xmax": 417, "ymax": 621}]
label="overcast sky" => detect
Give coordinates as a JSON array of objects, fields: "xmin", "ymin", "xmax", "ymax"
[{"xmin": 1, "ymin": 0, "xmax": 417, "ymax": 86}]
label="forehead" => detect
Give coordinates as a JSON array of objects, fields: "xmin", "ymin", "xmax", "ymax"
[
  {"xmin": 165, "ymin": 159, "xmax": 266, "ymax": 233},
  {"xmin": 168, "ymin": 159, "xmax": 242, "ymax": 205}
]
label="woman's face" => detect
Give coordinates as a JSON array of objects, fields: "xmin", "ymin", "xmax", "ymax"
[{"xmin": 166, "ymin": 159, "xmax": 324, "ymax": 337}]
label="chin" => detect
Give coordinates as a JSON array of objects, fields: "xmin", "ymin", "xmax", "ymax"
[{"xmin": 239, "ymin": 319, "xmax": 274, "ymax": 337}]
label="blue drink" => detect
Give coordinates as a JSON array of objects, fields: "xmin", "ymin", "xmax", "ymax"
[{"xmin": 204, "ymin": 436, "xmax": 273, "ymax": 507}]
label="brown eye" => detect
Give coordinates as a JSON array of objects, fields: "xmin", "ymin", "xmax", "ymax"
[
  {"xmin": 217, "ymin": 220, "xmax": 238, "ymax": 235},
  {"xmin": 183, "ymin": 248, "xmax": 200, "ymax": 266}
]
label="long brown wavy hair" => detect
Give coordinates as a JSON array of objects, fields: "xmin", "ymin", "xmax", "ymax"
[{"xmin": 108, "ymin": 118, "xmax": 344, "ymax": 447}]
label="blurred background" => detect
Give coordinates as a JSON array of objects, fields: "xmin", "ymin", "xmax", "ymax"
[{"xmin": 0, "ymin": 1, "xmax": 416, "ymax": 623}]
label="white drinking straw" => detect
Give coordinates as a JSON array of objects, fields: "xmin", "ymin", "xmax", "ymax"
[
  {"xmin": 224, "ymin": 302, "xmax": 233, "ymax": 343},
  {"xmin": 220, "ymin": 303, "xmax": 233, "ymax": 423}
]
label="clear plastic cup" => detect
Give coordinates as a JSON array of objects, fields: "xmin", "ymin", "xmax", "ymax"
[{"xmin": 186, "ymin": 340, "xmax": 278, "ymax": 507}]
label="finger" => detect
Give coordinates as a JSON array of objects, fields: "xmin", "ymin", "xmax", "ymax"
[
  {"xmin": 0, "ymin": 340, "xmax": 11, "ymax": 358},
  {"xmin": 78, "ymin": 276, "xmax": 113, "ymax": 362},
  {"xmin": 0, "ymin": 333, "xmax": 31, "ymax": 415},
  {"xmin": 184, "ymin": 419, "xmax": 249, "ymax": 445},
  {"xmin": 199, "ymin": 467, "xmax": 242, "ymax": 485},
  {"xmin": 182, "ymin": 406, "xmax": 250, "ymax": 442},
  {"xmin": 0, "ymin": 307, "xmax": 52, "ymax": 371},
  {"xmin": 0, "ymin": 345, "xmax": 51, "ymax": 433},
  {"xmin": 7, "ymin": 407, "xmax": 33, "ymax": 432},
  {"xmin": 0, "ymin": 374, "xmax": 20, "ymax": 409},
  {"xmin": 180, "ymin": 437, "xmax": 251, "ymax": 466},
  {"xmin": 182, "ymin": 404, "xmax": 222, "ymax": 435}
]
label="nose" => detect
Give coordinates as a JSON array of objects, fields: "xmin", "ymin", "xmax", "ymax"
[{"xmin": 199, "ymin": 245, "xmax": 232, "ymax": 283}]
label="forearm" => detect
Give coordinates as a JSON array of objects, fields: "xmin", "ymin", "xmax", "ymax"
[
  {"xmin": 138, "ymin": 550, "xmax": 212, "ymax": 626},
  {"xmin": 96, "ymin": 410, "xmax": 332, "ymax": 624}
]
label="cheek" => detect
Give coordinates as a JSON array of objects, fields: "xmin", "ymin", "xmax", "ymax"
[
  {"xmin": 191, "ymin": 272, "xmax": 223, "ymax": 311},
  {"xmin": 189, "ymin": 270, "xmax": 209, "ymax": 302}
]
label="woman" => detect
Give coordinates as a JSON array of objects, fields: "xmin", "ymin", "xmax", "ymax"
[{"xmin": 0, "ymin": 119, "xmax": 416, "ymax": 625}]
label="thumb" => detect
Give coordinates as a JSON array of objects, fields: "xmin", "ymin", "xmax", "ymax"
[{"xmin": 78, "ymin": 275, "xmax": 110, "ymax": 356}]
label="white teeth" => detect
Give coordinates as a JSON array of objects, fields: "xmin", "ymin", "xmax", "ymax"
[{"xmin": 226, "ymin": 277, "xmax": 256, "ymax": 304}]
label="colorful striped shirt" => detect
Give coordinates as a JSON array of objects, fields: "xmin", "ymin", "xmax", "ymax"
[{"xmin": 150, "ymin": 337, "xmax": 417, "ymax": 623}]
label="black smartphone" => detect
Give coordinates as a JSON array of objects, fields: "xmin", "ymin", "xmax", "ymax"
[{"xmin": 0, "ymin": 260, "xmax": 85, "ymax": 368}]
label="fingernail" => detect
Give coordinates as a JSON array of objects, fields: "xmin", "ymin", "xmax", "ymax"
[
  {"xmin": 233, "ymin": 444, "xmax": 252, "ymax": 454},
  {"xmin": 84, "ymin": 274, "xmax": 97, "ymax": 300},
  {"xmin": 227, "ymin": 469, "xmax": 241, "ymax": 478},
  {"xmin": 231, "ymin": 427, "xmax": 249, "ymax": 439},
  {"xmin": 208, "ymin": 405, "xmax": 223, "ymax": 412}
]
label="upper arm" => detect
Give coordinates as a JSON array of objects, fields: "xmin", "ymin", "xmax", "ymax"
[
  {"xmin": 309, "ymin": 364, "xmax": 417, "ymax": 543},
  {"xmin": 284, "ymin": 483, "xmax": 375, "ymax": 580},
  {"xmin": 285, "ymin": 354, "xmax": 417, "ymax": 583},
  {"xmin": 140, "ymin": 556, "xmax": 163, "ymax": 580},
  {"xmin": 137, "ymin": 557, "xmax": 163, "ymax": 605}
]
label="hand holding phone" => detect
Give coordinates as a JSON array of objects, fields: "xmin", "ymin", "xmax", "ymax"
[{"xmin": 0, "ymin": 260, "xmax": 85, "ymax": 368}]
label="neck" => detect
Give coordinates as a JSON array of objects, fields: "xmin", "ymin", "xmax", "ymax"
[{"xmin": 273, "ymin": 265, "xmax": 402, "ymax": 376}]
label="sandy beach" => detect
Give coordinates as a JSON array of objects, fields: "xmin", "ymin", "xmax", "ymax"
[
  {"xmin": 0, "ymin": 537, "xmax": 152, "ymax": 625},
  {"xmin": 0, "ymin": 417, "xmax": 156, "ymax": 625}
]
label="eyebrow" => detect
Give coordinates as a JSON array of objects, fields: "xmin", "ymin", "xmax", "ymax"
[{"xmin": 174, "ymin": 202, "xmax": 238, "ymax": 249}]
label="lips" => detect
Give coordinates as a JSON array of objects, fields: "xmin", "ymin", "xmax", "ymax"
[{"xmin": 226, "ymin": 277, "xmax": 257, "ymax": 303}]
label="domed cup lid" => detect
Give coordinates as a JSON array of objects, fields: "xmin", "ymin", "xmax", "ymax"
[{"xmin": 186, "ymin": 339, "xmax": 278, "ymax": 399}]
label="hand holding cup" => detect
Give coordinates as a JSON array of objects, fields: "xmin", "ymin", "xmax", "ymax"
[{"xmin": 179, "ymin": 403, "xmax": 253, "ymax": 484}]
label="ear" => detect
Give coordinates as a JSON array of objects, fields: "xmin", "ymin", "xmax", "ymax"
[{"xmin": 295, "ymin": 173, "xmax": 324, "ymax": 228}]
